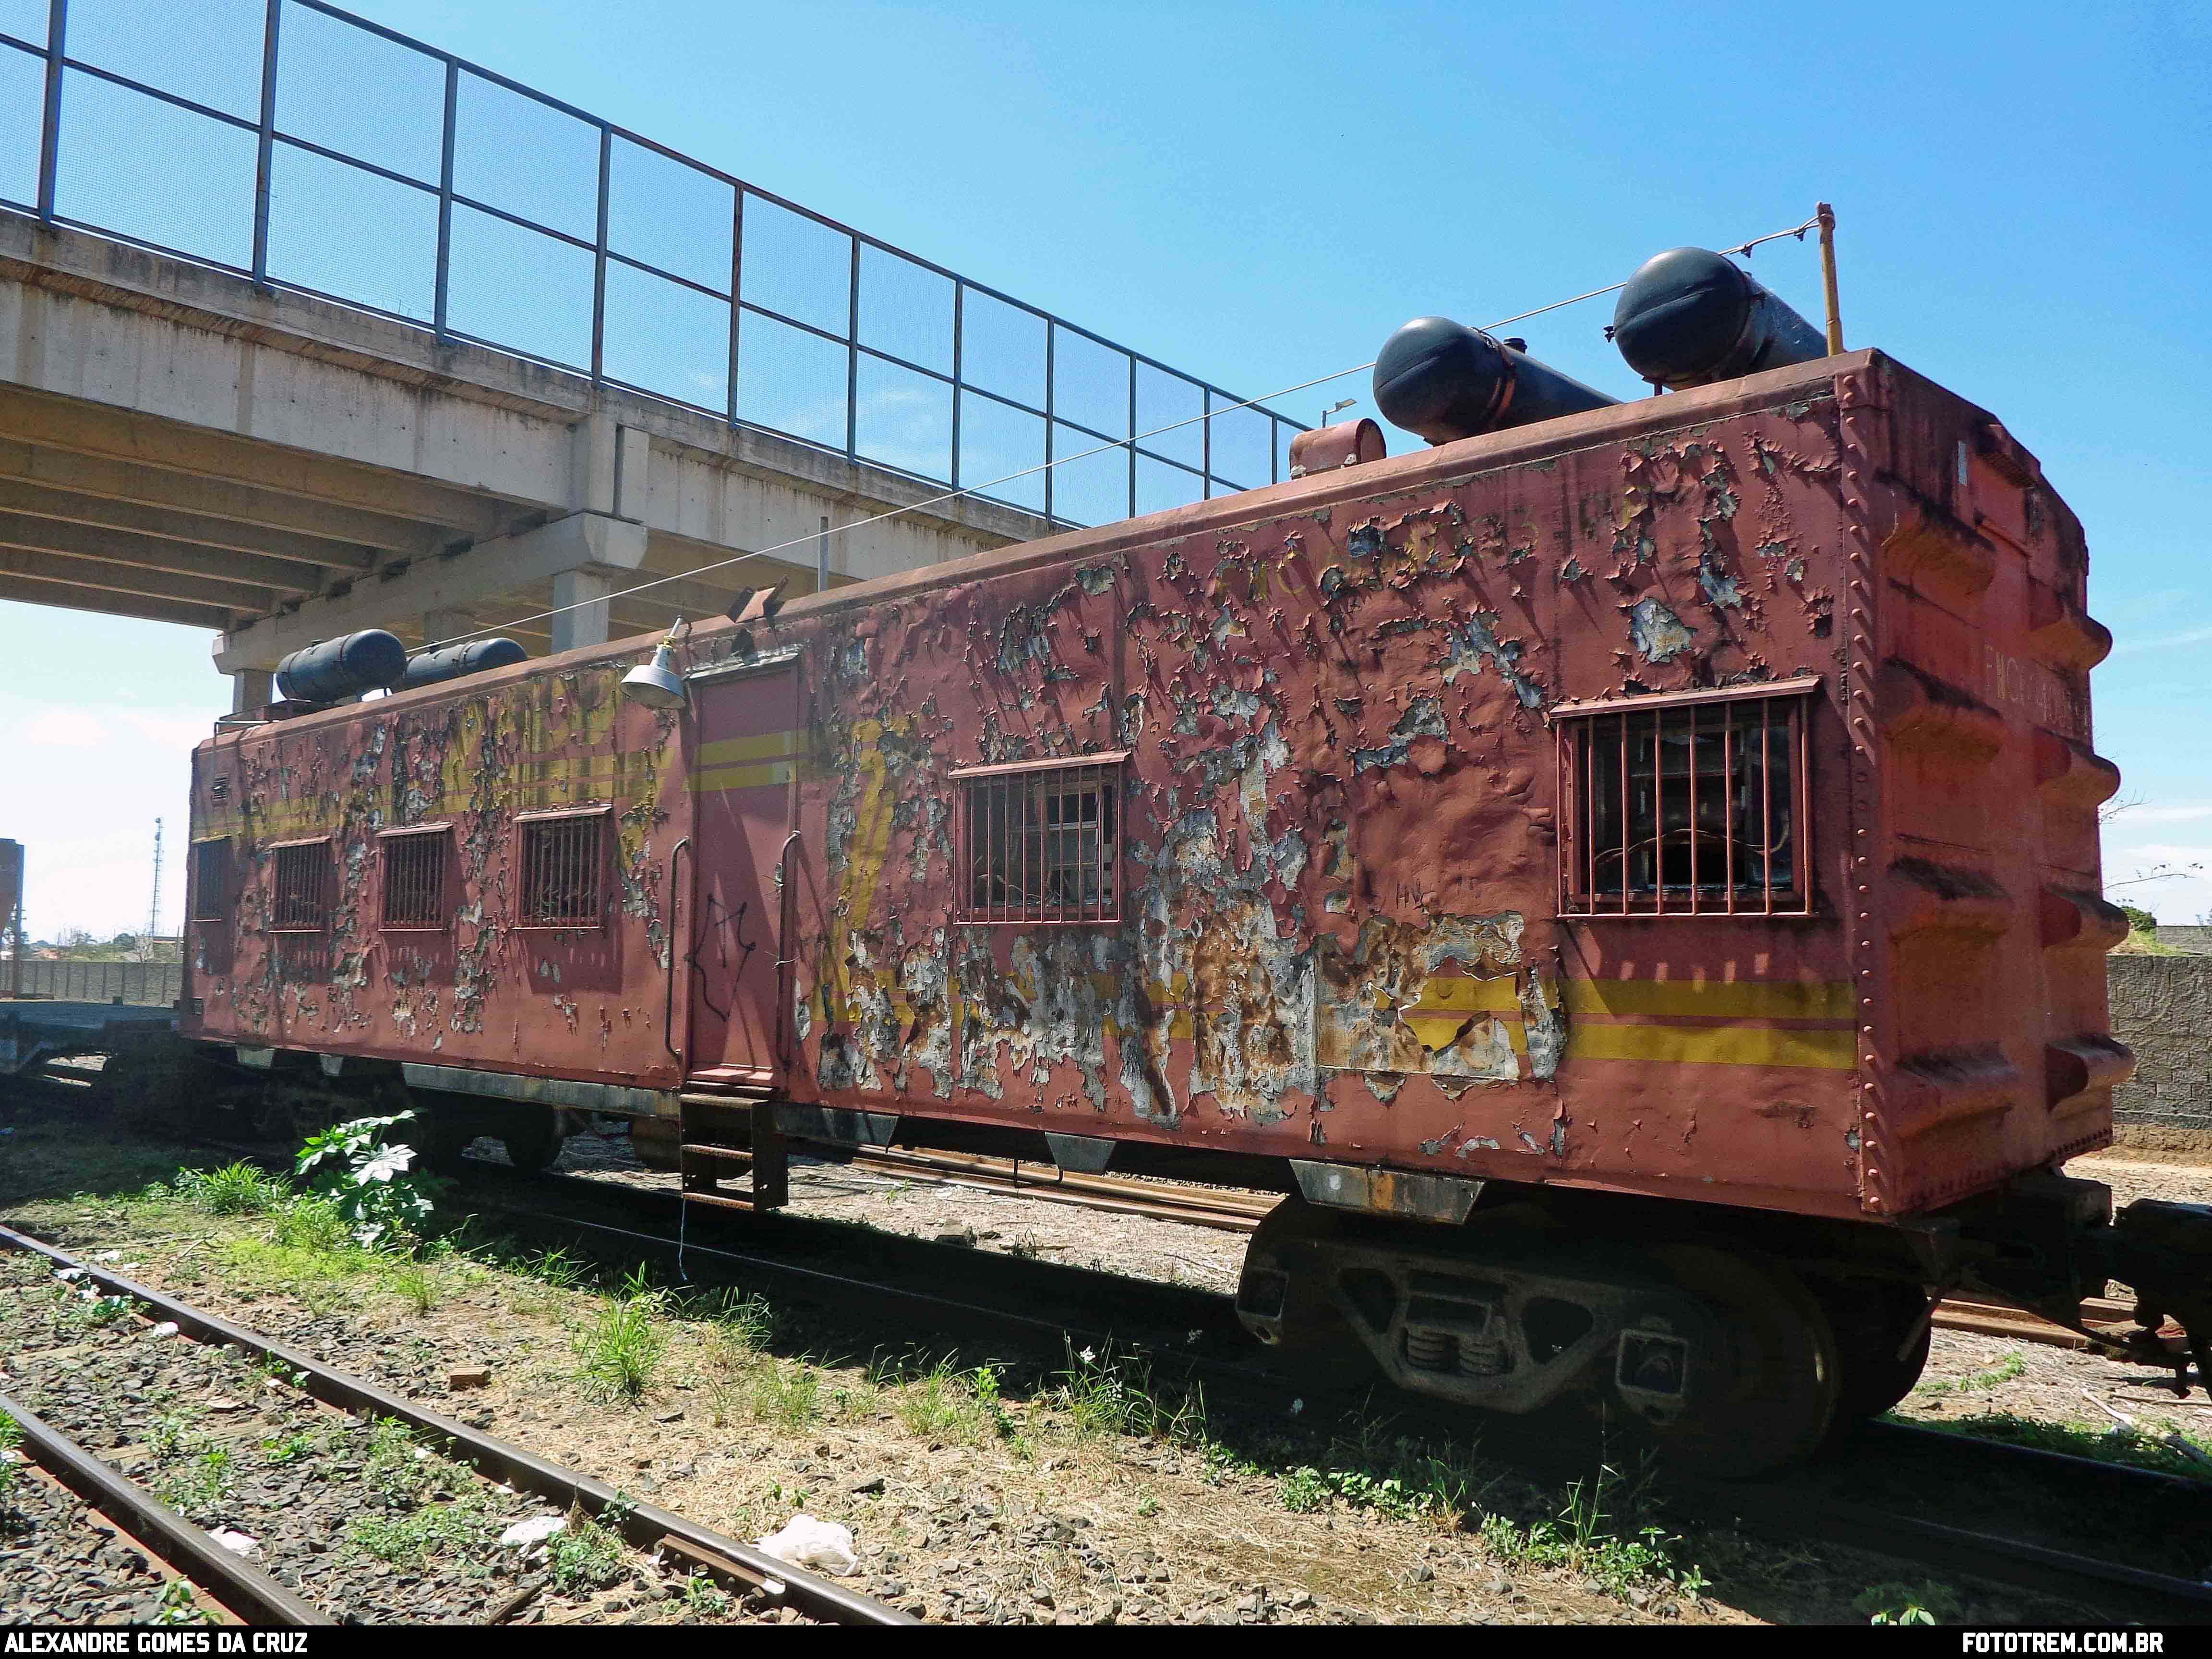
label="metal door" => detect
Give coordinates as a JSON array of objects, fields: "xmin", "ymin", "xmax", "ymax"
[{"xmin": 686, "ymin": 661, "xmax": 804, "ymax": 1083}]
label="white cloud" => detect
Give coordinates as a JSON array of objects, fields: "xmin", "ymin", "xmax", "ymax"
[
  {"xmin": 24, "ymin": 709, "xmax": 108, "ymax": 747},
  {"xmin": 2114, "ymin": 625, "xmax": 2212, "ymax": 655}
]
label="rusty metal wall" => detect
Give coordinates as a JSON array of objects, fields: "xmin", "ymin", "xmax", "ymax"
[{"xmin": 182, "ymin": 349, "xmax": 2128, "ymax": 1224}]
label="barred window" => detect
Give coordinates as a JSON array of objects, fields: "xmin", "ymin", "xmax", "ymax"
[
  {"xmin": 188, "ymin": 838, "xmax": 229, "ymax": 924},
  {"xmin": 955, "ymin": 756, "xmax": 1123, "ymax": 924},
  {"xmin": 269, "ymin": 841, "xmax": 332, "ymax": 932},
  {"xmin": 381, "ymin": 828, "xmax": 449, "ymax": 929},
  {"xmin": 518, "ymin": 812, "xmax": 604, "ymax": 926},
  {"xmin": 1556, "ymin": 681, "xmax": 1815, "ymax": 918}
]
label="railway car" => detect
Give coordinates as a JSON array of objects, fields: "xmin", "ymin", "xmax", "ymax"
[{"xmin": 167, "ymin": 268, "xmax": 2212, "ymax": 1473}]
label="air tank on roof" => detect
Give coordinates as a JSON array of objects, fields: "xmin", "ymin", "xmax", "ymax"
[
  {"xmin": 1610, "ymin": 247, "xmax": 1828, "ymax": 390},
  {"xmin": 398, "ymin": 637, "xmax": 528, "ymax": 692},
  {"xmin": 1372, "ymin": 316, "xmax": 1618, "ymax": 446},
  {"xmin": 274, "ymin": 630, "xmax": 407, "ymax": 704}
]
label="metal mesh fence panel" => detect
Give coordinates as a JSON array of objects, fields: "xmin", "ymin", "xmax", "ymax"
[
  {"xmin": 958, "ymin": 287, "xmax": 1046, "ymax": 409},
  {"xmin": 0, "ymin": 42, "xmax": 39, "ymax": 205},
  {"xmin": 609, "ymin": 135, "xmax": 732, "ymax": 294},
  {"xmin": 1207, "ymin": 397, "xmax": 1273, "ymax": 491},
  {"xmin": 274, "ymin": 1, "xmax": 444, "ymax": 184},
  {"xmin": 855, "ymin": 352, "xmax": 952, "ymax": 482},
  {"xmin": 604, "ymin": 256, "xmax": 729, "ymax": 409},
  {"xmin": 66, "ymin": 0, "xmax": 262, "ymax": 119},
  {"xmin": 740, "ymin": 192, "xmax": 852, "ymax": 339},
  {"xmin": 1136, "ymin": 361, "xmax": 1205, "ymax": 469},
  {"xmin": 268, "ymin": 140, "xmax": 438, "ymax": 320},
  {"xmin": 56, "ymin": 70, "xmax": 256, "ymax": 268},
  {"xmin": 446, "ymin": 201, "xmax": 594, "ymax": 367},
  {"xmin": 0, "ymin": 1, "xmax": 43, "ymax": 46},
  {"xmin": 737, "ymin": 309, "xmax": 849, "ymax": 448},
  {"xmin": 453, "ymin": 68, "xmax": 597, "ymax": 243},
  {"xmin": 1051, "ymin": 421, "xmax": 1129, "ymax": 526},
  {"xmin": 1137, "ymin": 454, "xmax": 1204, "ymax": 517},
  {"xmin": 1, "ymin": 0, "xmax": 1301, "ymax": 530},
  {"xmin": 958, "ymin": 392, "xmax": 1046, "ymax": 513},
  {"xmin": 1051, "ymin": 327, "xmax": 1130, "ymax": 440},
  {"xmin": 858, "ymin": 243, "xmax": 951, "ymax": 376}
]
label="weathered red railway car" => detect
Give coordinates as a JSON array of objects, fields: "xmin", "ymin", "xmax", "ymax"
[{"xmin": 176, "ymin": 346, "xmax": 2208, "ymax": 1470}]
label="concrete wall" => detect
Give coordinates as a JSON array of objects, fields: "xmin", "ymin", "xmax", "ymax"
[
  {"xmin": 2153, "ymin": 924, "xmax": 2212, "ymax": 954},
  {"xmin": 5, "ymin": 960, "xmax": 180, "ymax": 1007},
  {"xmin": 2109, "ymin": 953, "xmax": 2212, "ymax": 1137}
]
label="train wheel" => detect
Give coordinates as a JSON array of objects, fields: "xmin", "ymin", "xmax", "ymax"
[
  {"xmin": 1812, "ymin": 1278, "xmax": 1931, "ymax": 1424},
  {"xmin": 1635, "ymin": 1245, "xmax": 1840, "ymax": 1477},
  {"xmin": 1235, "ymin": 1196, "xmax": 1381, "ymax": 1390},
  {"xmin": 501, "ymin": 1116, "xmax": 564, "ymax": 1176}
]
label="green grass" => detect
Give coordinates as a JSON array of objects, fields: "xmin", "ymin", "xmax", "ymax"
[
  {"xmin": 173, "ymin": 1162, "xmax": 292, "ymax": 1217},
  {"xmin": 389, "ymin": 1260, "xmax": 443, "ymax": 1315},
  {"xmin": 574, "ymin": 1270, "xmax": 666, "ymax": 1404},
  {"xmin": 1050, "ymin": 1339, "xmax": 1206, "ymax": 1443},
  {"xmin": 751, "ymin": 1360, "xmax": 822, "ymax": 1430},
  {"xmin": 1476, "ymin": 1463, "xmax": 1709, "ymax": 1598},
  {"xmin": 1853, "ymin": 1581, "xmax": 1962, "ymax": 1625},
  {"xmin": 1915, "ymin": 1352, "xmax": 2025, "ymax": 1396},
  {"xmin": 159, "ymin": 1446, "xmax": 237, "ymax": 1521},
  {"xmin": 0, "ymin": 1411, "xmax": 22, "ymax": 1510},
  {"xmin": 348, "ymin": 1491, "xmax": 495, "ymax": 1566},
  {"xmin": 358, "ymin": 1416, "xmax": 434, "ymax": 1507},
  {"xmin": 1900, "ymin": 1408, "xmax": 2212, "ymax": 1482},
  {"xmin": 546, "ymin": 1508, "xmax": 630, "ymax": 1593},
  {"xmin": 260, "ymin": 1431, "xmax": 320, "ymax": 1467},
  {"xmin": 681, "ymin": 1570, "xmax": 731, "ymax": 1619}
]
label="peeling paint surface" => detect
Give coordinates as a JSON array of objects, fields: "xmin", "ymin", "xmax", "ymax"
[{"xmin": 180, "ymin": 357, "xmax": 2121, "ymax": 1223}]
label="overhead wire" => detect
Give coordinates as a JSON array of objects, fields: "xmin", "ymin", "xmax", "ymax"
[{"xmin": 424, "ymin": 214, "xmax": 1825, "ymax": 655}]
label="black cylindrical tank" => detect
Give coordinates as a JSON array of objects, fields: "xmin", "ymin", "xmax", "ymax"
[
  {"xmin": 398, "ymin": 637, "xmax": 529, "ymax": 691},
  {"xmin": 1372, "ymin": 316, "xmax": 1618, "ymax": 445},
  {"xmin": 274, "ymin": 630, "xmax": 408, "ymax": 703},
  {"xmin": 1610, "ymin": 247, "xmax": 1829, "ymax": 390}
]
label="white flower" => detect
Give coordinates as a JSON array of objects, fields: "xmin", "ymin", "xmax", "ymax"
[
  {"xmin": 1079, "ymin": 1346, "xmax": 1096, "ymax": 1366},
  {"xmin": 1290, "ymin": 1398, "xmax": 1304, "ymax": 1416}
]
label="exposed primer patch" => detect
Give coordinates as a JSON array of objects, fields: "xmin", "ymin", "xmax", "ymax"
[
  {"xmin": 1520, "ymin": 970, "xmax": 1565, "ymax": 1081},
  {"xmin": 1628, "ymin": 597, "xmax": 1697, "ymax": 662},
  {"xmin": 1437, "ymin": 613, "xmax": 1543, "ymax": 708},
  {"xmin": 1351, "ymin": 697, "xmax": 1446, "ymax": 773}
]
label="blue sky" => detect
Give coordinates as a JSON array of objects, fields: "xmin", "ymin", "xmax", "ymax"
[{"xmin": 3, "ymin": 0, "xmax": 2207, "ymax": 934}]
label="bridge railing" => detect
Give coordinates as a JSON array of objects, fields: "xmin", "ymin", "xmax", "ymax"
[
  {"xmin": 5, "ymin": 957, "xmax": 180, "ymax": 1007},
  {"xmin": 0, "ymin": 0, "xmax": 1301, "ymax": 527}
]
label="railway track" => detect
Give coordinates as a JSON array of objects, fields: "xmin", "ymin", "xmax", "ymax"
[
  {"xmin": 0, "ymin": 1219, "xmax": 915, "ymax": 1628},
  {"xmin": 442, "ymin": 1160, "xmax": 2212, "ymax": 1622},
  {"xmin": 825, "ymin": 1142, "xmax": 2180, "ymax": 1355},
  {"xmin": 0, "ymin": 1386, "xmax": 329, "ymax": 1624}
]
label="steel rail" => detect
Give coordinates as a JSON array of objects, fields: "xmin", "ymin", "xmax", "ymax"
[
  {"xmin": 810, "ymin": 1144, "xmax": 2163, "ymax": 1352},
  {"xmin": 0, "ymin": 1221, "xmax": 915, "ymax": 1628},
  {"xmin": 0, "ymin": 1384, "xmax": 335, "ymax": 1626},
  {"xmin": 449, "ymin": 1167, "xmax": 2212, "ymax": 1619}
]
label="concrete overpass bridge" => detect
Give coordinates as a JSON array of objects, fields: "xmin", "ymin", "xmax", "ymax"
[{"xmin": 0, "ymin": 0, "xmax": 1299, "ymax": 709}]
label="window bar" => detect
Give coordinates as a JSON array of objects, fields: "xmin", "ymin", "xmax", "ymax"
[
  {"xmin": 1647, "ymin": 709, "xmax": 1662, "ymax": 914},
  {"xmin": 1686, "ymin": 704, "xmax": 1700, "ymax": 915},
  {"xmin": 1723, "ymin": 703, "xmax": 1737, "ymax": 914},
  {"xmin": 1760, "ymin": 709, "xmax": 1775, "ymax": 916},
  {"xmin": 989, "ymin": 781, "xmax": 1004, "ymax": 925},
  {"xmin": 1614, "ymin": 711, "xmax": 1629, "ymax": 916},
  {"xmin": 1792, "ymin": 701, "xmax": 1811, "ymax": 907}
]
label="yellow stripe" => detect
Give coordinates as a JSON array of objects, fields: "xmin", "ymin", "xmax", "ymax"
[
  {"xmin": 1562, "ymin": 978, "xmax": 1854, "ymax": 1020},
  {"xmin": 696, "ymin": 730, "xmax": 808, "ymax": 766},
  {"xmin": 693, "ymin": 760, "xmax": 798, "ymax": 792},
  {"xmin": 1564, "ymin": 1023, "xmax": 1857, "ymax": 1069}
]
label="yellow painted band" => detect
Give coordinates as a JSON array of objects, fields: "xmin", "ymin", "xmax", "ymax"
[
  {"xmin": 696, "ymin": 731, "xmax": 809, "ymax": 767},
  {"xmin": 692, "ymin": 760, "xmax": 798, "ymax": 792},
  {"xmin": 1564, "ymin": 1022, "xmax": 1857, "ymax": 1069},
  {"xmin": 1562, "ymin": 978, "xmax": 1854, "ymax": 1021}
]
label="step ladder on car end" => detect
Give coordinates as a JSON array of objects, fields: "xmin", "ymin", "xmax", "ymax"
[{"xmin": 676, "ymin": 1073, "xmax": 789, "ymax": 1214}]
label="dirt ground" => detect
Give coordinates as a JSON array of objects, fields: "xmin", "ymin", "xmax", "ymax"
[{"xmin": 2, "ymin": 1093, "xmax": 2206, "ymax": 1626}]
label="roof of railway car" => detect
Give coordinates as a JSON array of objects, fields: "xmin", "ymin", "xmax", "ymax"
[{"xmin": 198, "ymin": 348, "xmax": 1989, "ymax": 752}]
